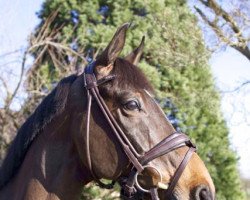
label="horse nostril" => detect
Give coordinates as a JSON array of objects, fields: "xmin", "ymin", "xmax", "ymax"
[{"xmin": 195, "ymin": 185, "xmax": 213, "ymax": 200}]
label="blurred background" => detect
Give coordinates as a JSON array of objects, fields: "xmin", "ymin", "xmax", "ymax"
[{"xmin": 0, "ymin": 0, "xmax": 249, "ymax": 199}]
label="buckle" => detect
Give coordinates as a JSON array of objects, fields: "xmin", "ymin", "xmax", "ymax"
[
  {"xmin": 83, "ymin": 73, "xmax": 98, "ymax": 89},
  {"xmin": 186, "ymin": 140, "xmax": 197, "ymax": 150}
]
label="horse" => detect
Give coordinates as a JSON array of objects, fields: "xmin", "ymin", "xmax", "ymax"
[{"xmin": 0, "ymin": 23, "xmax": 215, "ymax": 200}]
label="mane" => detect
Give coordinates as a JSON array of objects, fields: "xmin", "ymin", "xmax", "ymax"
[{"xmin": 0, "ymin": 74, "xmax": 77, "ymax": 189}]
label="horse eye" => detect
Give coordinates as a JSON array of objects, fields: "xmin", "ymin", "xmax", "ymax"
[{"xmin": 124, "ymin": 100, "xmax": 140, "ymax": 111}]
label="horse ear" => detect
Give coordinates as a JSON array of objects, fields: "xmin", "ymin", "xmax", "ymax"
[
  {"xmin": 95, "ymin": 23, "xmax": 130, "ymax": 76},
  {"xmin": 125, "ymin": 36, "xmax": 145, "ymax": 66}
]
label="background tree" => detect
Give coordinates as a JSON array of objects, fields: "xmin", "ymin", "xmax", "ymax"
[
  {"xmin": 0, "ymin": 0, "xmax": 246, "ymax": 199},
  {"xmin": 0, "ymin": 48, "xmax": 28, "ymax": 162}
]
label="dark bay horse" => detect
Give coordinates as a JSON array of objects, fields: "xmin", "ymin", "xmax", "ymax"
[{"xmin": 0, "ymin": 23, "xmax": 215, "ymax": 200}]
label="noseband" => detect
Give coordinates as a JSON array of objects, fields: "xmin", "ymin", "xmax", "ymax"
[{"xmin": 83, "ymin": 62, "xmax": 196, "ymax": 200}]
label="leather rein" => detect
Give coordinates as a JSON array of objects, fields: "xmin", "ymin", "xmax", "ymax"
[{"xmin": 83, "ymin": 62, "xmax": 196, "ymax": 200}]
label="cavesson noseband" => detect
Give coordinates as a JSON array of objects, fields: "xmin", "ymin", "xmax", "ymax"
[{"xmin": 83, "ymin": 61, "xmax": 196, "ymax": 200}]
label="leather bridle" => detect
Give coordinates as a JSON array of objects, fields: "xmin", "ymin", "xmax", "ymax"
[{"xmin": 83, "ymin": 61, "xmax": 196, "ymax": 200}]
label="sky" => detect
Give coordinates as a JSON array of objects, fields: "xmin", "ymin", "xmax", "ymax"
[
  {"xmin": 0, "ymin": 0, "xmax": 42, "ymax": 52},
  {"xmin": 0, "ymin": 0, "xmax": 250, "ymax": 179},
  {"xmin": 210, "ymin": 48, "xmax": 250, "ymax": 179}
]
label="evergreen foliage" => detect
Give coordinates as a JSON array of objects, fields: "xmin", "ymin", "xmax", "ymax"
[{"xmin": 32, "ymin": 0, "xmax": 245, "ymax": 199}]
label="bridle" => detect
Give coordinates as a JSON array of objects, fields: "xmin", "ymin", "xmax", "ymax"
[{"xmin": 83, "ymin": 61, "xmax": 196, "ymax": 200}]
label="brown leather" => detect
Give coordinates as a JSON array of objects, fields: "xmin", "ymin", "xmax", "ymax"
[
  {"xmin": 166, "ymin": 147, "xmax": 196, "ymax": 196},
  {"xmin": 150, "ymin": 188, "xmax": 160, "ymax": 200},
  {"xmin": 83, "ymin": 62, "xmax": 197, "ymax": 198},
  {"xmin": 140, "ymin": 133, "xmax": 194, "ymax": 165}
]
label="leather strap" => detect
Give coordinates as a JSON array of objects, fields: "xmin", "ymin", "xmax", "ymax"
[
  {"xmin": 140, "ymin": 133, "xmax": 193, "ymax": 165},
  {"xmin": 122, "ymin": 133, "xmax": 196, "ymax": 198},
  {"xmin": 166, "ymin": 147, "xmax": 196, "ymax": 196},
  {"xmin": 150, "ymin": 188, "xmax": 160, "ymax": 200},
  {"xmin": 84, "ymin": 74, "xmax": 115, "ymax": 189}
]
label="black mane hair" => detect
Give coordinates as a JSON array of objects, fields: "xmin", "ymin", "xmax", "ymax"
[{"xmin": 0, "ymin": 74, "xmax": 77, "ymax": 189}]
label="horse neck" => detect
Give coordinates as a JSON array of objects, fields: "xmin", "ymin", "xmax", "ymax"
[{"xmin": 1, "ymin": 110, "xmax": 92, "ymax": 200}]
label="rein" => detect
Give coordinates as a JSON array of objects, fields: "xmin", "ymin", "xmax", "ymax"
[{"xmin": 83, "ymin": 62, "xmax": 196, "ymax": 199}]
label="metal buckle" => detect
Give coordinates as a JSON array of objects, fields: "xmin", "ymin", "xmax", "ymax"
[{"xmin": 186, "ymin": 139, "xmax": 197, "ymax": 150}]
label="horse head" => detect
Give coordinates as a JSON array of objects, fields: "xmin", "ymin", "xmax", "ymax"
[{"xmin": 69, "ymin": 23, "xmax": 215, "ymax": 200}]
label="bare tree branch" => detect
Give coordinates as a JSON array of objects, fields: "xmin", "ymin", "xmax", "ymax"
[
  {"xmin": 195, "ymin": 0, "xmax": 250, "ymax": 61},
  {"xmin": 0, "ymin": 49, "xmax": 23, "ymax": 59},
  {"xmin": 194, "ymin": 7, "xmax": 228, "ymax": 43},
  {"xmin": 4, "ymin": 49, "xmax": 27, "ymax": 111},
  {"xmin": 222, "ymin": 81, "xmax": 250, "ymax": 93}
]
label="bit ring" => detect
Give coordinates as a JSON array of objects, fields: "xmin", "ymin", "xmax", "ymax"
[{"xmin": 134, "ymin": 165, "xmax": 162, "ymax": 193}]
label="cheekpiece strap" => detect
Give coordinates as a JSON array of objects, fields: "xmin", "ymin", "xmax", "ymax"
[{"xmin": 85, "ymin": 61, "xmax": 95, "ymax": 74}]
